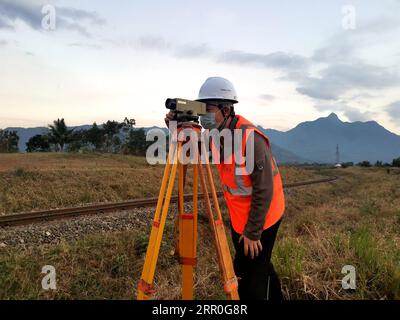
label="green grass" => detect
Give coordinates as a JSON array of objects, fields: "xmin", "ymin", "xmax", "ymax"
[
  {"xmin": 275, "ymin": 238, "xmax": 305, "ymax": 278},
  {"xmin": 0, "ymin": 231, "xmax": 140, "ymax": 299},
  {"xmin": 347, "ymin": 226, "xmax": 400, "ymax": 299}
]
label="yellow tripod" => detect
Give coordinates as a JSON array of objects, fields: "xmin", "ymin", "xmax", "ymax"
[{"xmin": 137, "ymin": 122, "xmax": 239, "ymax": 300}]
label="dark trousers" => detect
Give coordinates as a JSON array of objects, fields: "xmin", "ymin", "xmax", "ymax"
[{"xmin": 230, "ymin": 219, "xmax": 283, "ymax": 300}]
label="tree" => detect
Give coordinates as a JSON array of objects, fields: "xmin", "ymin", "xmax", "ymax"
[
  {"xmin": 85, "ymin": 122, "xmax": 105, "ymax": 150},
  {"xmin": 26, "ymin": 134, "xmax": 51, "ymax": 152},
  {"xmin": 102, "ymin": 120, "xmax": 123, "ymax": 152},
  {"xmin": 341, "ymin": 162, "xmax": 354, "ymax": 168},
  {"xmin": 66, "ymin": 130, "xmax": 87, "ymax": 152},
  {"xmin": 392, "ymin": 157, "xmax": 400, "ymax": 167},
  {"xmin": 123, "ymin": 128, "xmax": 148, "ymax": 156},
  {"xmin": 48, "ymin": 118, "xmax": 74, "ymax": 152},
  {"xmin": 358, "ymin": 161, "xmax": 371, "ymax": 167},
  {"xmin": 122, "ymin": 117, "xmax": 136, "ymax": 131},
  {"xmin": 112, "ymin": 135, "xmax": 122, "ymax": 153},
  {"xmin": 375, "ymin": 160, "xmax": 383, "ymax": 167},
  {"xmin": 0, "ymin": 130, "xmax": 19, "ymax": 153}
]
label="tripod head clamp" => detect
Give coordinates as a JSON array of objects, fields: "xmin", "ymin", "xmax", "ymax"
[{"xmin": 169, "ymin": 122, "xmax": 202, "ymax": 143}]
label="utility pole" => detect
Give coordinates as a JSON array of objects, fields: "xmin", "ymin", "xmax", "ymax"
[{"xmin": 336, "ymin": 144, "xmax": 340, "ymax": 164}]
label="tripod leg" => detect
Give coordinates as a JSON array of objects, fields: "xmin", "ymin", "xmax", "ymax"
[
  {"xmin": 178, "ymin": 163, "xmax": 199, "ymax": 300},
  {"xmin": 197, "ymin": 162, "xmax": 224, "ymax": 273},
  {"xmin": 192, "ymin": 163, "xmax": 198, "ymax": 257},
  {"xmin": 137, "ymin": 141, "xmax": 179, "ymax": 300},
  {"xmin": 174, "ymin": 162, "xmax": 187, "ymax": 257},
  {"xmin": 198, "ymin": 150, "xmax": 240, "ymax": 300},
  {"xmin": 179, "ymin": 215, "xmax": 195, "ymax": 299}
]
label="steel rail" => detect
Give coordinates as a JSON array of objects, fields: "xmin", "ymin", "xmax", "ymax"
[{"xmin": 0, "ymin": 175, "xmax": 338, "ymax": 227}]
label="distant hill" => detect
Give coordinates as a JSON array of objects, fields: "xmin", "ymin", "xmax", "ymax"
[
  {"xmin": 4, "ymin": 125, "xmax": 168, "ymax": 153},
  {"xmin": 5, "ymin": 125, "xmax": 92, "ymax": 152},
  {"xmin": 5, "ymin": 127, "xmax": 49, "ymax": 152},
  {"xmin": 258, "ymin": 113, "xmax": 400, "ymax": 163},
  {"xmin": 269, "ymin": 142, "xmax": 311, "ymax": 164},
  {"xmin": 5, "ymin": 113, "xmax": 400, "ymax": 163}
]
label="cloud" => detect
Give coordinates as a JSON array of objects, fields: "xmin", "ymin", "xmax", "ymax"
[
  {"xmin": 259, "ymin": 94, "xmax": 275, "ymax": 101},
  {"xmin": 137, "ymin": 36, "xmax": 309, "ymax": 73},
  {"xmin": 217, "ymin": 50, "xmax": 309, "ymax": 72},
  {"xmin": 137, "ymin": 36, "xmax": 212, "ymax": 58},
  {"xmin": 137, "ymin": 35, "xmax": 309, "ymax": 73},
  {"xmin": 137, "ymin": 35, "xmax": 310, "ymax": 78},
  {"xmin": 356, "ymin": 16, "xmax": 400, "ymax": 35},
  {"xmin": 174, "ymin": 43, "xmax": 213, "ymax": 58},
  {"xmin": 136, "ymin": 31, "xmax": 399, "ymax": 105},
  {"xmin": 385, "ymin": 101, "xmax": 400, "ymax": 123},
  {"xmin": 135, "ymin": 30, "xmax": 400, "ymax": 107},
  {"xmin": 68, "ymin": 42, "xmax": 102, "ymax": 50},
  {"xmin": 296, "ymin": 62, "xmax": 400, "ymax": 100},
  {"xmin": 138, "ymin": 36, "xmax": 172, "ymax": 51},
  {"xmin": 57, "ymin": 7, "xmax": 106, "ymax": 26},
  {"xmin": 312, "ymin": 17, "xmax": 400, "ymax": 64},
  {"xmin": 0, "ymin": 40, "xmax": 7, "ymax": 47},
  {"xmin": 0, "ymin": 15, "xmax": 13, "ymax": 29},
  {"xmin": 312, "ymin": 40, "xmax": 353, "ymax": 64},
  {"xmin": 300, "ymin": 17, "xmax": 400, "ymax": 101},
  {"xmin": 344, "ymin": 108, "xmax": 376, "ymax": 122},
  {"xmin": 0, "ymin": 0, "xmax": 105, "ymax": 37},
  {"xmin": 0, "ymin": 0, "xmax": 40, "ymax": 29},
  {"xmin": 314, "ymin": 103, "xmax": 376, "ymax": 122}
]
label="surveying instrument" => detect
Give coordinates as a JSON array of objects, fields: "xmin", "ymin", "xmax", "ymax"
[{"xmin": 137, "ymin": 98, "xmax": 239, "ymax": 300}]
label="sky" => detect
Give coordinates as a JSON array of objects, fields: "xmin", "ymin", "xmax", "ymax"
[{"xmin": 0, "ymin": 0, "xmax": 400, "ymax": 134}]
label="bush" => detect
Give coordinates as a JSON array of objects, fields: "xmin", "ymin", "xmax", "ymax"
[
  {"xmin": 26, "ymin": 134, "xmax": 51, "ymax": 152},
  {"xmin": 0, "ymin": 130, "xmax": 19, "ymax": 153},
  {"xmin": 13, "ymin": 168, "xmax": 26, "ymax": 177},
  {"xmin": 392, "ymin": 157, "xmax": 400, "ymax": 167},
  {"xmin": 357, "ymin": 161, "xmax": 371, "ymax": 167},
  {"xmin": 341, "ymin": 162, "xmax": 354, "ymax": 168},
  {"xmin": 375, "ymin": 161, "xmax": 383, "ymax": 167}
]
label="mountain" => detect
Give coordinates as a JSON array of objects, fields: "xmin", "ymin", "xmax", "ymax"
[{"xmin": 258, "ymin": 113, "xmax": 400, "ymax": 163}]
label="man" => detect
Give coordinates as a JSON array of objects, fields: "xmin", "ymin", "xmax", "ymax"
[{"xmin": 165, "ymin": 77, "xmax": 285, "ymax": 300}]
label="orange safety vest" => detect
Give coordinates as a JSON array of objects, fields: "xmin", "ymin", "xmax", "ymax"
[{"xmin": 211, "ymin": 115, "xmax": 285, "ymax": 234}]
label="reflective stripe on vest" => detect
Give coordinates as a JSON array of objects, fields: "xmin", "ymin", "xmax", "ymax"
[
  {"xmin": 239, "ymin": 122, "xmax": 279, "ymax": 177},
  {"xmin": 223, "ymin": 163, "xmax": 253, "ymax": 196},
  {"xmin": 222, "ymin": 122, "xmax": 277, "ymax": 196},
  {"xmin": 222, "ymin": 123, "xmax": 253, "ymax": 196}
]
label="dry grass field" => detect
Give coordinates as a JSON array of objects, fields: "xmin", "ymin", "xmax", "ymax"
[
  {"xmin": 0, "ymin": 153, "xmax": 399, "ymax": 300},
  {"xmin": 0, "ymin": 153, "xmax": 318, "ymax": 214}
]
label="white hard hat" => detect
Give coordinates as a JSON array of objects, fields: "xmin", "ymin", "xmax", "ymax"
[{"xmin": 197, "ymin": 77, "xmax": 238, "ymax": 104}]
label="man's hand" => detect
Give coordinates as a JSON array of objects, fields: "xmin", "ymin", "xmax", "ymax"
[
  {"xmin": 239, "ymin": 234, "xmax": 263, "ymax": 259},
  {"xmin": 164, "ymin": 111, "xmax": 176, "ymax": 128}
]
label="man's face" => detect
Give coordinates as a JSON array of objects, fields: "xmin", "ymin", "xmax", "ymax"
[
  {"xmin": 200, "ymin": 101, "xmax": 232, "ymax": 130},
  {"xmin": 206, "ymin": 102, "xmax": 224, "ymax": 124},
  {"xmin": 206, "ymin": 101, "xmax": 233, "ymax": 121}
]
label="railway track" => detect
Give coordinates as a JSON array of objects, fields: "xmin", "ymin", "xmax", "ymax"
[{"xmin": 0, "ymin": 175, "xmax": 338, "ymax": 227}]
